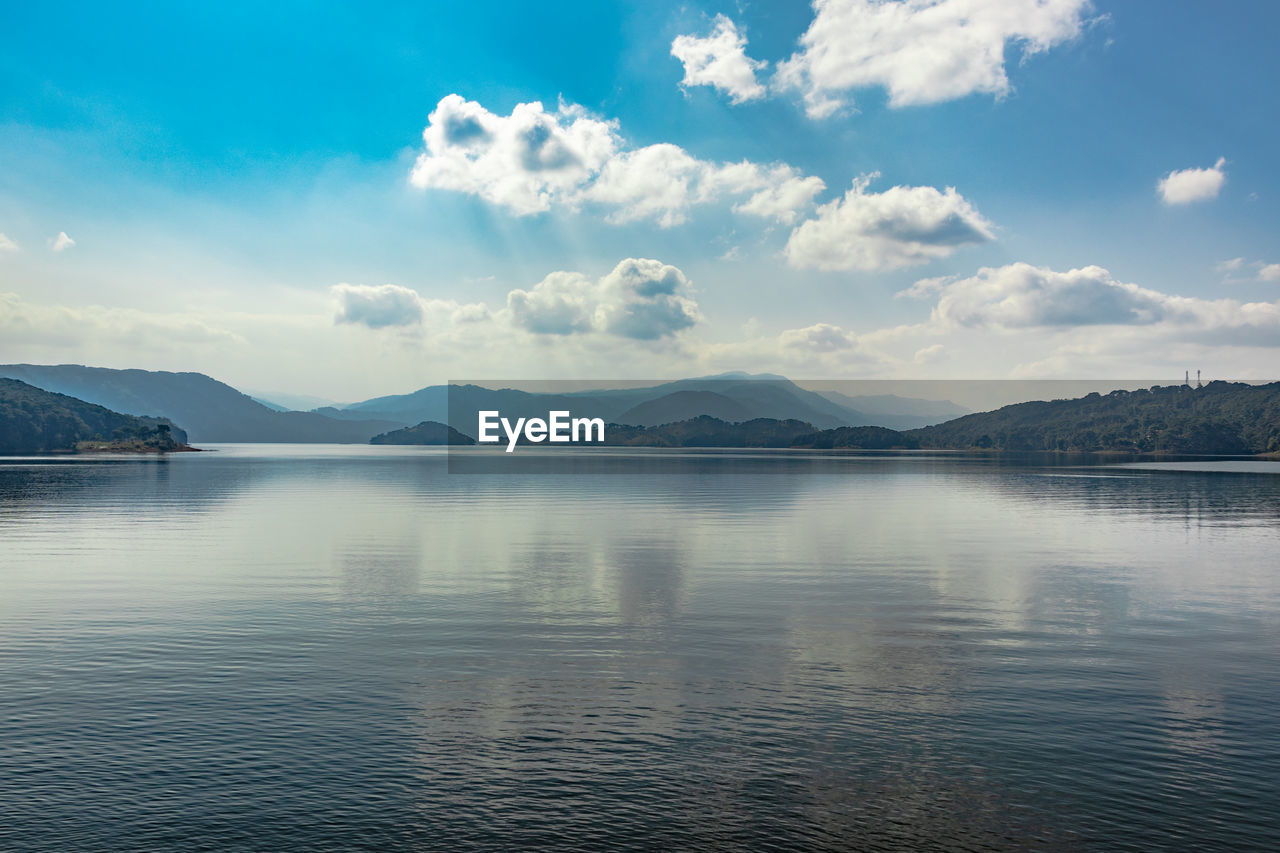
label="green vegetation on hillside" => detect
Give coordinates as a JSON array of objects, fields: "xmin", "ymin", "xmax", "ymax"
[
  {"xmin": 0, "ymin": 378, "xmax": 189, "ymax": 453},
  {"xmin": 492, "ymin": 382, "xmax": 1279, "ymax": 455},
  {"xmin": 907, "ymin": 381, "xmax": 1280, "ymax": 454},
  {"xmin": 790, "ymin": 425, "xmax": 920, "ymax": 449},
  {"xmin": 602, "ymin": 416, "xmax": 816, "ymax": 447}
]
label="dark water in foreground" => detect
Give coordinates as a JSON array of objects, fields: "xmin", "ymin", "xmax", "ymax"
[{"xmin": 2, "ymin": 446, "xmax": 1278, "ymax": 851}]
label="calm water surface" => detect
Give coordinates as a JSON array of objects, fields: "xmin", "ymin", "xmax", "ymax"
[{"xmin": 2, "ymin": 446, "xmax": 1279, "ymax": 850}]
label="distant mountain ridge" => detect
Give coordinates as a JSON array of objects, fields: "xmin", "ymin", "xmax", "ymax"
[
  {"xmin": 0, "ymin": 365, "xmax": 978, "ymax": 445},
  {"xmin": 615, "ymin": 390, "xmax": 755, "ymax": 427},
  {"xmin": 814, "ymin": 390, "xmax": 969, "ymax": 429},
  {"xmin": 335, "ymin": 373, "xmax": 966, "ymax": 435},
  {"xmin": 0, "ymin": 365, "xmax": 401, "ymax": 443}
]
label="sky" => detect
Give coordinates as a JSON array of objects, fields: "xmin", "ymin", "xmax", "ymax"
[{"xmin": 1, "ymin": 0, "xmax": 1278, "ymax": 401}]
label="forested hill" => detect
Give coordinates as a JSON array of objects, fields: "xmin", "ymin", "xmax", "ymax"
[
  {"xmin": 369, "ymin": 421, "xmax": 475, "ymax": 445},
  {"xmin": 0, "ymin": 378, "xmax": 188, "ymax": 453},
  {"xmin": 908, "ymin": 381, "xmax": 1280, "ymax": 454},
  {"xmin": 603, "ymin": 416, "xmax": 816, "ymax": 447},
  {"xmin": 577, "ymin": 382, "xmax": 1280, "ymax": 454}
]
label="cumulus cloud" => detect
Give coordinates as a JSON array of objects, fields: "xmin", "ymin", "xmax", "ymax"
[
  {"xmin": 330, "ymin": 283, "xmax": 491, "ymax": 335},
  {"xmin": 775, "ymin": 0, "xmax": 1095, "ymax": 118},
  {"xmin": 907, "ymin": 262, "xmax": 1280, "ymax": 346},
  {"xmin": 784, "ymin": 173, "xmax": 994, "ymax": 271},
  {"xmin": 50, "ymin": 231, "xmax": 75, "ymax": 252},
  {"xmin": 0, "ymin": 233, "xmax": 18, "ymax": 253},
  {"xmin": 595, "ymin": 258, "xmax": 700, "ymax": 339},
  {"xmin": 409, "ymin": 95, "xmax": 616, "ymax": 217},
  {"xmin": 910, "ymin": 263, "xmax": 1168, "ymax": 328},
  {"xmin": 409, "ymin": 94, "xmax": 823, "ymax": 226},
  {"xmin": 779, "ymin": 322, "xmax": 857, "ymax": 351},
  {"xmin": 671, "ymin": 15, "xmax": 767, "ymax": 104},
  {"xmin": 507, "ymin": 258, "xmax": 699, "ymax": 340},
  {"xmin": 332, "ymin": 283, "xmax": 426, "ymax": 329},
  {"xmin": 506, "ymin": 272, "xmax": 597, "ymax": 335},
  {"xmin": 1158, "ymin": 157, "xmax": 1226, "ymax": 205}
]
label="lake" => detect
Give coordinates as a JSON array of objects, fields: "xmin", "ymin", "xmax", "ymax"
[{"xmin": 2, "ymin": 445, "xmax": 1278, "ymax": 850}]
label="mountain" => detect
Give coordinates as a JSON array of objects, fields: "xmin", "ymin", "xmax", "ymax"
[
  {"xmin": 814, "ymin": 390, "xmax": 969, "ymax": 429},
  {"xmin": 562, "ymin": 382, "xmax": 1280, "ymax": 454},
  {"xmin": 340, "ymin": 373, "xmax": 875, "ymax": 434},
  {"xmin": 245, "ymin": 390, "xmax": 347, "ymax": 412},
  {"xmin": 907, "ymin": 381, "xmax": 1280, "ymax": 454},
  {"xmin": 0, "ymin": 378, "xmax": 188, "ymax": 453},
  {"xmin": 603, "ymin": 416, "xmax": 817, "ymax": 448},
  {"xmin": 614, "ymin": 390, "xmax": 754, "ymax": 426},
  {"xmin": 657, "ymin": 376, "xmax": 860, "ymax": 428},
  {"xmin": 370, "ymin": 421, "xmax": 476, "ymax": 445},
  {"xmin": 0, "ymin": 365, "xmax": 400, "ymax": 443}
]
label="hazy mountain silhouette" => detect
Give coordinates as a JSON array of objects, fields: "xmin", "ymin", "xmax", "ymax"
[
  {"xmin": 338, "ymin": 373, "xmax": 901, "ymax": 433},
  {"xmin": 814, "ymin": 390, "xmax": 969, "ymax": 428},
  {"xmin": 615, "ymin": 390, "xmax": 754, "ymax": 426},
  {"xmin": 0, "ymin": 365, "xmax": 400, "ymax": 443}
]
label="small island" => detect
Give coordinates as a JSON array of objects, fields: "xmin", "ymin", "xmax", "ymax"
[{"xmin": 369, "ymin": 420, "xmax": 476, "ymax": 445}]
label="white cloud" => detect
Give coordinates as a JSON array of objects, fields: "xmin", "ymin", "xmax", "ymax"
[
  {"xmin": 409, "ymin": 95, "xmax": 616, "ymax": 217},
  {"xmin": 775, "ymin": 0, "xmax": 1095, "ymax": 118},
  {"xmin": 779, "ymin": 322, "xmax": 857, "ymax": 351},
  {"xmin": 730, "ymin": 166, "xmax": 828, "ymax": 225},
  {"xmin": 595, "ymin": 258, "xmax": 700, "ymax": 340},
  {"xmin": 671, "ymin": 14, "xmax": 767, "ymax": 104},
  {"xmin": 908, "ymin": 262, "xmax": 1280, "ymax": 346},
  {"xmin": 506, "ymin": 271, "xmax": 597, "ymax": 335},
  {"xmin": 0, "ymin": 233, "xmax": 18, "ymax": 253},
  {"xmin": 913, "ymin": 343, "xmax": 946, "ymax": 363},
  {"xmin": 699, "ymin": 321, "xmax": 887, "ymax": 373},
  {"xmin": 508, "ymin": 258, "xmax": 700, "ymax": 340},
  {"xmin": 448, "ymin": 301, "xmax": 492, "ymax": 323},
  {"xmin": 1216, "ymin": 257, "xmax": 1280, "ymax": 284},
  {"xmin": 409, "ymin": 94, "xmax": 823, "ymax": 227},
  {"xmin": 784, "ymin": 173, "xmax": 994, "ymax": 270},
  {"xmin": 50, "ymin": 231, "xmax": 75, "ymax": 252},
  {"xmin": 582, "ymin": 144, "xmax": 705, "ymax": 227},
  {"xmin": 912, "ymin": 263, "xmax": 1168, "ymax": 328},
  {"xmin": 0, "ymin": 292, "xmax": 244, "ymax": 350},
  {"xmin": 1158, "ymin": 157, "xmax": 1226, "ymax": 205},
  {"xmin": 332, "ymin": 283, "xmax": 426, "ymax": 329}
]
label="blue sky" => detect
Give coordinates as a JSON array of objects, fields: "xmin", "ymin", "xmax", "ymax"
[{"xmin": 2, "ymin": 1, "xmax": 1278, "ymax": 398}]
